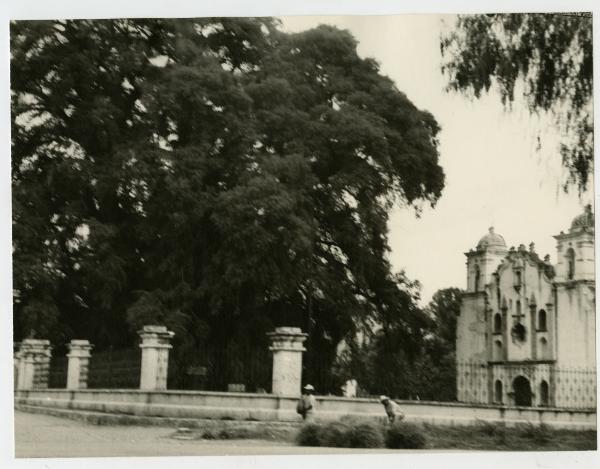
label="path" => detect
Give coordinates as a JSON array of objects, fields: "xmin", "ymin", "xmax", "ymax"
[{"xmin": 14, "ymin": 410, "xmax": 396, "ymax": 458}]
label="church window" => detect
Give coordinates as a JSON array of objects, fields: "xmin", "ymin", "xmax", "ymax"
[
  {"xmin": 567, "ymin": 248, "xmax": 575, "ymax": 279},
  {"xmin": 474, "ymin": 265, "xmax": 481, "ymax": 291},
  {"xmin": 511, "ymin": 322, "xmax": 526, "ymax": 342},
  {"xmin": 539, "ymin": 337, "xmax": 548, "ymax": 359},
  {"xmin": 493, "ymin": 340, "xmax": 503, "ymax": 361},
  {"xmin": 538, "ymin": 310, "xmax": 547, "ymax": 331},
  {"xmin": 540, "ymin": 380, "xmax": 549, "ymax": 406},
  {"xmin": 493, "ymin": 313, "xmax": 502, "ymax": 333},
  {"xmin": 494, "ymin": 380, "xmax": 503, "ymax": 403}
]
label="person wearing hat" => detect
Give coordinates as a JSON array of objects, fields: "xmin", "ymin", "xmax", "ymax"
[
  {"xmin": 379, "ymin": 395, "xmax": 405, "ymax": 424},
  {"xmin": 296, "ymin": 384, "xmax": 317, "ymax": 421}
]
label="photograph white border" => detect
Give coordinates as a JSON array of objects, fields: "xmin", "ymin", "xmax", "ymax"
[{"xmin": 1, "ymin": 1, "xmax": 598, "ymax": 468}]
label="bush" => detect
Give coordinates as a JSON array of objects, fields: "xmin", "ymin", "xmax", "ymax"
[
  {"xmin": 296, "ymin": 423, "xmax": 322, "ymax": 447},
  {"xmin": 385, "ymin": 422, "xmax": 427, "ymax": 449},
  {"xmin": 347, "ymin": 422, "xmax": 385, "ymax": 448},
  {"xmin": 475, "ymin": 420, "xmax": 508, "ymax": 438},
  {"xmin": 200, "ymin": 429, "xmax": 218, "ymax": 439},
  {"xmin": 189, "ymin": 424, "xmax": 296, "ymax": 442},
  {"xmin": 516, "ymin": 422, "xmax": 552, "ymax": 443},
  {"xmin": 473, "ymin": 420, "xmax": 509, "ymax": 445},
  {"xmin": 297, "ymin": 421, "xmax": 385, "ymax": 448},
  {"xmin": 319, "ymin": 422, "xmax": 353, "ymax": 447},
  {"xmin": 217, "ymin": 428, "xmax": 251, "ymax": 439}
]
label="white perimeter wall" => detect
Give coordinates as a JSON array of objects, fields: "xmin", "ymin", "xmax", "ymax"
[{"xmin": 14, "ymin": 389, "xmax": 596, "ymax": 430}]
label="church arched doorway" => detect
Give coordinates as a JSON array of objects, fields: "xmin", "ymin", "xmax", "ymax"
[{"xmin": 513, "ymin": 376, "xmax": 532, "ymax": 406}]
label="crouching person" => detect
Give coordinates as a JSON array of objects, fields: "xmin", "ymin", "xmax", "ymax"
[
  {"xmin": 379, "ymin": 395, "xmax": 405, "ymax": 424},
  {"xmin": 297, "ymin": 384, "xmax": 317, "ymax": 422}
]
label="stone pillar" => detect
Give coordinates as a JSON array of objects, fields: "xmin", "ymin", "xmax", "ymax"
[
  {"xmin": 17, "ymin": 347, "xmax": 27, "ymax": 390},
  {"xmin": 16, "ymin": 339, "xmax": 52, "ymax": 390},
  {"xmin": 267, "ymin": 327, "xmax": 308, "ymax": 396},
  {"xmin": 138, "ymin": 325, "xmax": 174, "ymax": 391},
  {"xmin": 14, "ymin": 343, "xmax": 21, "ymax": 390},
  {"xmin": 67, "ymin": 340, "xmax": 93, "ymax": 390}
]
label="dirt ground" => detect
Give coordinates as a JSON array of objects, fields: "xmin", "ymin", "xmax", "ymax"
[
  {"xmin": 13, "ymin": 409, "xmax": 596, "ymax": 458},
  {"xmin": 13, "ymin": 410, "xmax": 397, "ymax": 458}
]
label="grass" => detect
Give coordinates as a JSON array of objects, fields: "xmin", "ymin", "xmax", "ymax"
[
  {"xmin": 298, "ymin": 421, "xmax": 596, "ymax": 451},
  {"xmin": 172, "ymin": 422, "xmax": 297, "ymax": 442},
  {"xmin": 422, "ymin": 421, "xmax": 596, "ymax": 451},
  {"xmin": 172, "ymin": 419, "xmax": 597, "ymax": 451}
]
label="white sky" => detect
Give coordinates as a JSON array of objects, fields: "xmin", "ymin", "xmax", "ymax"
[{"xmin": 282, "ymin": 15, "xmax": 592, "ymax": 304}]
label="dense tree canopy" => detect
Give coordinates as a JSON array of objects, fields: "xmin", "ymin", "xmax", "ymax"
[
  {"xmin": 12, "ymin": 18, "xmax": 444, "ymax": 391},
  {"xmin": 411, "ymin": 287, "xmax": 463, "ymax": 401},
  {"xmin": 332, "ymin": 286, "xmax": 462, "ymax": 400},
  {"xmin": 425, "ymin": 287, "xmax": 462, "ymax": 346},
  {"xmin": 441, "ymin": 13, "xmax": 593, "ymax": 191}
]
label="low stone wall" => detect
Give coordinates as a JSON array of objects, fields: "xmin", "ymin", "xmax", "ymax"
[{"xmin": 14, "ymin": 389, "xmax": 596, "ymax": 430}]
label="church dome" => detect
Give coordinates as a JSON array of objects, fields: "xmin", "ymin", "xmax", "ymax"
[
  {"xmin": 477, "ymin": 227, "xmax": 506, "ymax": 250},
  {"xmin": 570, "ymin": 204, "xmax": 594, "ymax": 231}
]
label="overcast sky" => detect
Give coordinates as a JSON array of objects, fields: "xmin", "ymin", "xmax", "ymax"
[{"xmin": 282, "ymin": 14, "xmax": 592, "ymax": 304}]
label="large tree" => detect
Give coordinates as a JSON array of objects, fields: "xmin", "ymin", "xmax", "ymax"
[
  {"xmin": 441, "ymin": 13, "xmax": 593, "ymax": 191},
  {"xmin": 12, "ymin": 18, "xmax": 445, "ymax": 391}
]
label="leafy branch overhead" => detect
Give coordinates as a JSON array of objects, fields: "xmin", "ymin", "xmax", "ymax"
[{"xmin": 441, "ymin": 13, "xmax": 593, "ymax": 191}]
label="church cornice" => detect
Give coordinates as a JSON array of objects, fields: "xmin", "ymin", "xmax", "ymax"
[
  {"xmin": 465, "ymin": 247, "xmax": 507, "ymax": 258},
  {"xmin": 462, "ymin": 291, "xmax": 488, "ymax": 298},
  {"xmin": 488, "ymin": 359, "xmax": 556, "ymax": 366},
  {"xmin": 553, "ymin": 279, "xmax": 595, "ymax": 288},
  {"xmin": 554, "ymin": 227, "xmax": 594, "ymax": 241}
]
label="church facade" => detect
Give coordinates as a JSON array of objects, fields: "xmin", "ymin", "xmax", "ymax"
[{"xmin": 456, "ymin": 206, "xmax": 596, "ymax": 408}]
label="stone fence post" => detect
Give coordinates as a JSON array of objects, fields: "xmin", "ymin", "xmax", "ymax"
[
  {"xmin": 14, "ymin": 343, "xmax": 21, "ymax": 390},
  {"xmin": 267, "ymin": 327, "xmax": 308, "ymax": 396},
  {"xmin": 138, "ymin": 325, "xmax": 175, "ymax": 391},
  {"xmin": 16, "ymin": 339, "xmax": 52, "ymax": 390},
  {"xmin": 67, "ymin": 340, "xmax": 93, "ymax": 390}
]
